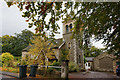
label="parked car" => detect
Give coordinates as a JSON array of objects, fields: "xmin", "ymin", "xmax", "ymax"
[{"xmin": 116, "ymin": 65, "xmax": 120, "ymax": 76}]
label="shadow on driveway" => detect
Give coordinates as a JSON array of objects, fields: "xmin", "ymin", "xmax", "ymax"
[{"xmin": 69, "ymin": 71, "xmax": 120, "ymax": 79}]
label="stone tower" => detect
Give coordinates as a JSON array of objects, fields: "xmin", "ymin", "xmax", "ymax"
[{"xmin": 62, "ymin": 20, "xmax": 84, "ymax": 69}]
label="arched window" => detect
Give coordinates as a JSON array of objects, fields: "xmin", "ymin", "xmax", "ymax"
[
  {"xmin": 68, "ymin": 42, "xmax": 71, "ymax": 49},
  {"xmin": 66, "ymin": 25, "xmax": 69, "ymax": 33},
  {"xmin": 88, "ymin": 63, "xmax": 90, "ymax": 67},
  {"xmin": 70, "ymin": 24, "xmax": 72, "ymax": 29}
]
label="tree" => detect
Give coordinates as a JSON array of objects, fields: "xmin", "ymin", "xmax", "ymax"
[
  {"xmin": 72, "ymin": 2, "xmax": 120, "ymax": 56},
  {"xmin": 6, "ymin": 2, "xmax": 62, "ymax": 38},
  {"xmin": 2, "ymin": 35, "xmax": 16, "ymax": 55},
  {"xmin": 84, "ymin": 46, "xmax": 104, "ymax": 57},
  {"xmin": 5, "ymin": 2, "xmax": 120, "ymax": 56},
  {"xmin": 13, "ymin": 29, "xmax": 34, "ymax": 56},
  {"xmin": 2, "ymin": 29, "xmax": 34, "ymax": 56},
  {"xmin": 28, "ymin": 36, "xmax": 54, "ymax": 65},
  {"xmin": 61, "ymin": 49, "xmax": 69, "ymax": 61}
]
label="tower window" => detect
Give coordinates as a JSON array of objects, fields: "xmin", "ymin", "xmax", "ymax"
[
  {"xmin": 66, "ymin": 25, "xmax": 69, "ymax": 33},
  {"xmin": 70, "ymin": 24, "xmax": 72, "ymax": 29}
]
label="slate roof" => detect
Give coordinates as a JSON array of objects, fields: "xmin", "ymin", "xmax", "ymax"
[
  {"xmin": 22, "ymin": 46, "xmax": 31, "ymax": 52},
  {"xmin": 86, "ymin": 57, "xmax": 94, "ymax": 61},
  {"xmin": 51, "ymin": 38, "xmax": 64, "ymax": 49},
  {"xmin": 22, "ymin": 38, "xmax": 63, "ymax": 51},
  {"xmin": 54, "ymin": 38, "xmax": 63, "ymax": 47}
]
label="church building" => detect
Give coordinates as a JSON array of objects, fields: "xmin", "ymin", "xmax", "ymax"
[
  {"xmin": 22, "ymin": 20, "xmax": 84, "ymax": 69},
  {"xmin": 62, "ymin": 20, "xmax": 84, "ymax": 68}
]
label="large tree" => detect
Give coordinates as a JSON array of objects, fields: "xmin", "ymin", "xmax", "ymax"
[
  {"xmin": 28, "ymin": 36, "xmax": 54, "ymax": 65},
  {"xmin": 73, "ymin": 2, "xmax": 120, "ymax": 56},
  {"xmin": 84, "ymin": 46, "xmax": 104, "ymax": 57},
  {"xmin": 2, "ymin": 35, "xmax": 16, "ymax": 55},
  {"xmin": 2, "ymin": 29, "xmax": 34, "ymax": 56},
  {"xmin": 6, "ymin": 1, "xmax": 120, "ymax": 56}
]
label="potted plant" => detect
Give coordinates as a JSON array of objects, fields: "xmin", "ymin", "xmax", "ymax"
[
  {"xmin": 19, "ymin": 58, "xmax": 28, "ymax": 78},
  {"xmin": 29, "ymin": 57, "xmax": 38, "ymax": 77},
  {"xmin": 29, "ymin": 64, "xmax": 38, "ymax": 77}
]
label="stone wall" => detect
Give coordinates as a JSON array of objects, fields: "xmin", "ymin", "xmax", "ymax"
[
  {"xmin": 22, "ymin": 51, "xmax": 29, "ymax": 58},
  {"xmin": 93, "ymin": 53, "xmax": 116, "ymax": 72}
]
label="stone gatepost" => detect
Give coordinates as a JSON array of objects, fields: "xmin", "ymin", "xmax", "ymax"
[
  {"xmin": 113, "ymin": 60, "xmax": 116, "ymax": 74},
  {"xmin": 61, "ymin": 60, "xmax": 69, "ymax": 79}
]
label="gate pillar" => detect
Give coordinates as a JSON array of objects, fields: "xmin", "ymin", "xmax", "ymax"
[{"xmin": 61, "ymin": 60, "xmax": 69, "ymax": 79}]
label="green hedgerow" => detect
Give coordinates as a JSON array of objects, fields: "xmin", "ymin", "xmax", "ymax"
[{"xmin": 69, "ymin": 62, "xmax": 79, "ymax": 72}]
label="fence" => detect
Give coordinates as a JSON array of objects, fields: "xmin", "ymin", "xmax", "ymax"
[
  {"xmin": 26, "ymin": 60, "xmax": 69, "ymax": 78},
  {"xmin": 38, "ymin": 65, "xmax": 62, "ymax": 69}
]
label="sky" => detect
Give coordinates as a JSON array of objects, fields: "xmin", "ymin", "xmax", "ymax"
[
  {"xmin": 0, "ymin": 0, "xmax": 105, "ymax": 48},
  {"xmin": 1, "ymin": 0, "xmax": 37, "ymax": 37}
]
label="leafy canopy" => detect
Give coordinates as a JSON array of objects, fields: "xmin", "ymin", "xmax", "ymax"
[
  {"xmin": 84, "ymin": 46, "xmax": 104, "ymax": 57},
  {"xmin": 5, "ymin": 1, "xmax": 120, "ymax": 55}
]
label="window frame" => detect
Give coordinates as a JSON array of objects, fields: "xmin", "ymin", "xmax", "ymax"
[{"xmin": 66, "ymin": 25, "xmax": 69, "ymax": 33}]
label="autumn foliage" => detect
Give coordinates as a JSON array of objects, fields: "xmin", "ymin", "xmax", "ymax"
[{"xmin": 28, "ymin": 36, "xmax": 55, "ymax": 65}]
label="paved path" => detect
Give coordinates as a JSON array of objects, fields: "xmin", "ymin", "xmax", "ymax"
[
  {"xmin": 1, "ymin": 71, "xmax": 120, "ymax": 79},
  {"xmin": 0, "ymin": 74, "xmax": 12, "ymax": 78},
  {"xmin": 1, "ymin": 71, "xmax": 19, "ymax": 78},
  {"xmin": 0, "ymin": 73, "xmax": 18, "ymax": 80},
  {"xmin": 0, "ymin": 71, "xmax": 42, "ymax": 79},
  {"xmin": 69, "ymin": 71, "xmax": 120, "ymax": 78}
]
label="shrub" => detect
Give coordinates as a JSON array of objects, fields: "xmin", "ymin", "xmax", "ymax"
[
  {"xmin": 2, "ymin": 52, "xmax": 14, "ymax": 67},
  {"xmin": 13, "ymin": 60, "xmax": 20, "ymax": 68},
  {"xmin": 20, "ymin": 55, "xmax": 30, "ymax": 65},
  {"xmin": 47, "ymin": 67, "xmax": 54, "ymax": 73},
  {"xmin": 80, "ymin": 68, "xmax": 86, "ymax": 72},
  {"xmin": 46, "ymin": 61, "xmax": 61, "ymax": 74},
  {"xmin": 0, "ymin": 56, "xmax": 2, "ymax": 67},
  {"xmin": 51, "ymin": 61, "xmax": 61, "ymax": 66},
  {"xmin": 1, "ymin": 67, "xmax": 19, "ymax": 73},
  {"xmin": 50, "ymin": 61, "xmax": 61, "ymax": 71},
  {"xmin": 69, "ymin": 62, "xmax": 79, "ymax": 72},
  {"xmin": 14, "ymin": 56, "xmax": 21, "ymax": 61},
  {"xmin": 61, "ymin": 49, "xmax": 69, "ymax": 61},
  {"xmin": 21, "ymin": 59, "xmax": 28, "ymax": 65}
]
